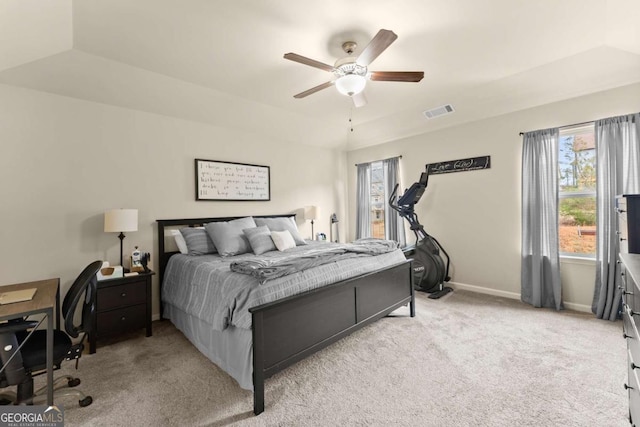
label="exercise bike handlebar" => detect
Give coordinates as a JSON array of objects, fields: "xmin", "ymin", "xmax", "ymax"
[{"xmin": 387, "ymin": 172, "xmax": 451, "ymax": 283}]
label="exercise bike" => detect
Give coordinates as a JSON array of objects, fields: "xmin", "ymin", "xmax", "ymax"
[{"xmin": 389, "ymin": 172, "xmax": 453, "ymax": 299}]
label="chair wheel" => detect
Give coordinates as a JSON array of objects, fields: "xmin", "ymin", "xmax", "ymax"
[
  {"xmin": 79, "ymin": 396, "xmax": 92, "ymax": 407},
  {"xmin": 67, "ymin": 378, "xmax": 81, "ymax": 387}
]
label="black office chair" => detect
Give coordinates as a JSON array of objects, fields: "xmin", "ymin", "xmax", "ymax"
[{"xmin": 0, "ymin": 260, "xmax": 102, "ymax": 407}]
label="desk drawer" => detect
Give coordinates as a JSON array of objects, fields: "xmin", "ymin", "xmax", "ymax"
[
  {"xmin": 96, "ymin": 304, "xmax": 146, "ymax": 337},
  {"xmin": 98, "ymin": 282, "xmax": 146, "ymax": 311}
]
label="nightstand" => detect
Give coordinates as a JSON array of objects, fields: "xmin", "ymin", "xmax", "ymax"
[{"xmin": 89, "ymin": 270, "xmax": 154, "ymax": 353}]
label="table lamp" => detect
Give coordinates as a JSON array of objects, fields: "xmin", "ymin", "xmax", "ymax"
[
  {"xmin": 304, "ymin": 206, "xmax": 317, "ymax": 240},
  {"xmin": 104, "ymin": 209, "xmax": 138, "ymax": 268}
]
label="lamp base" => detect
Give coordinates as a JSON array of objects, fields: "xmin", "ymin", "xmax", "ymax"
[{"xmin": 118, "ymin": 232, "xmax": 128, "ymax": 272}]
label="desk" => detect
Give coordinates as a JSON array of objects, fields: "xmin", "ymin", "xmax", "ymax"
[{"xmin": 0, "ymin": 279, "xmax": 60, "ymax": 405}]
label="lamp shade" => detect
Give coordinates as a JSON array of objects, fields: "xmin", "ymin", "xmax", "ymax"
[
  {"xmin": 104, "ymin": 209, "xmax": 138, "ymax": 233},
  {"xmin": 303, "ymin": 206, "xmax": 317, "ymax": 221},
  {"xmin": 335, "ymin": 74, "xmax": 366, "ymax": 96}
]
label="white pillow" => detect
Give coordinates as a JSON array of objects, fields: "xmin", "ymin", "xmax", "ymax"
[
  {"xmin": 254, "ymin": 217, "xmax": 307, "ymax": 246},
  {"xmin": 171, "ymin": 229, "xmax": 189, "ymax": 254},
  {"xmin": 271, "ymin": 230, "xmax": 296, "ymax": 251}
]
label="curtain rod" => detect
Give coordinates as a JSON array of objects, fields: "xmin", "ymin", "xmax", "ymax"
[
  {"xmin": 519, "ymin": 119, "xmax": 595, "ymax": 136},
  {"xmin": 354, "ymin": 155, "xmax": 402, "ymax": 167}
]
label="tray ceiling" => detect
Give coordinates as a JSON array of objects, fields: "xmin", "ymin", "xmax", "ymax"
[{"xmin": 1, "ymin": 0, "xmax": 639, "ymax": 150}]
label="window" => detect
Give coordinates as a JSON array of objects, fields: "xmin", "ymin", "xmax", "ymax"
[
  {"xmin": 558, "ymin": 123, "xmax": 596, "ymax": 257},
  {"xmin": 356, "ymin": 157, "xmax": 404, "ymax": 244},
  {"xmin": 370, "ymin": 161, "xmax": 385, "ymax": 238}
]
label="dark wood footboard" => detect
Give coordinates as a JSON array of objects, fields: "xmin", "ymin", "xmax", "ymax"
[{"xmin": 250, "ymin": 259, "xmax": 414, "ymax": 415}]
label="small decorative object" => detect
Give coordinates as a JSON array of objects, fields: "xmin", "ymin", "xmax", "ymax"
[
  {"xmin": 104, "ymin": 209, "xmax": 138, "ymax": 269},
  {"xmin": 316, "ymin": 232, "xmax": 327, "ymax": 241},
  {"xmin": 426, "ymin": 155, "xmax": 491, "ymax": 175},
  {"xmin": 96, "ymin": 261, "xmax": 124, "ymax": 281},
  {"xmin": 130, "ymin": 246, "xmax": 144, "ymax": 273},
  {"xmin": 304, "ymin": 206, "xmax": 318, "ymax": 240},
  {"xmin": 195, "ymin": 159, "xmax": 270, "ymax": 201},
  {"xmin": 140, "ymin": 252, "xmax": 150, "ymax": 272},
  {"xmin": 330, "ymin": 213, "xmax": 340, "ymax": 243}
]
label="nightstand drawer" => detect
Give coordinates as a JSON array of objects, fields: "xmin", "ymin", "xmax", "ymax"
[
  {"xmin": 97, "ymin": 304, "xmax": 146, "ymax": 337},
  {"xmin": 98, "ymin": 281, "xmax": 147, "ymax": 311}
]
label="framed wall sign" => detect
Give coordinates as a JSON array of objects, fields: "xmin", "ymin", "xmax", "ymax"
[
  {"xmin": 195, "ymin": 159, "xmax": 270, "ymax": 201},
  {"xmin": 426, "ymin": 155, "xmax": 491, "ymax": 175}
]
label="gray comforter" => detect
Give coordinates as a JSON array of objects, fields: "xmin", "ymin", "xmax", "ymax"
[
  {"xmin": 229, "ymin": 238, "xmax": 399, "ymax": 283},
  {"xmin": 162, "ymin": 240, "xmax": 406, "ymax": 331}
]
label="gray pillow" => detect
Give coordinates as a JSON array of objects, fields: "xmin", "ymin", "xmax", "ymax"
[
  {"xmin": 254, "ymin": 217, "xmax": 307, "ymax": 246},
  {"xmin": 243, "ymin": 226, "xmax": 276, "ymax": 255},
  {"xmin": 205, "ymin": 217, "xmax": 257, "ymax": 257},
  {"xmin": 180, "ymin": 227, "xmax": 216, "ymax": 255}
]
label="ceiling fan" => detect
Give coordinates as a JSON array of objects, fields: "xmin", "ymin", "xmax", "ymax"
[{"xmin": 284, "ymin": 29, "xmax": 424, "ymax": 108}]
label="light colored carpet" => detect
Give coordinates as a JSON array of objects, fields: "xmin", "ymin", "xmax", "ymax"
[{"xmin": 47, "ymin": 290, "xmax": 626, "ymax": 426}]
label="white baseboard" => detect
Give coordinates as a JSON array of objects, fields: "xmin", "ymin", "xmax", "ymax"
[
  {"xmin": 562, "ymin": 301, "xmax": 592, "ymax": 313},
  {"xmin": 448, "ymin": 281, "xmax": 592, "ymax": 314},
  {"xmin": 152, "ymin": 313, "xmax": 161, "ymax": 321},
  {"xmin": 448, "ymin": 281, "xmax": 520, "ymax": 300}
]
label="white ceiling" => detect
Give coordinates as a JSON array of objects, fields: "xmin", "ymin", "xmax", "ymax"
[{"xmin": 1, "ymin": 0, "xmax": 639, "ymax": 150}]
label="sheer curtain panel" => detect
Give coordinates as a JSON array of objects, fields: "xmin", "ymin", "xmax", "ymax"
[
  {"xmin": 382, "ymin": 157, "xmax": 406, "ymax": 246},
  {"xmin": 356, "ymin": 163, "xmax": 371, "ymax": 239},
  {"xmin": 521, "ymin": 129, "xmax": 563, "ymax": 310},
  {"xmin": 593, "ymin": 113, "xmax": 640, "ymax": 320}
]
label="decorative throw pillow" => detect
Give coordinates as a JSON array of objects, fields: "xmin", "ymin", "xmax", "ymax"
[
  {"xmin": 171, "ymin": 229, "xmax": 189, "ymax": 254},
  {"xmin": 180, "ymin": 227, "xmax": 216, "ymax": 255},
  {"xmin": 244, "ymin": 226, "xmax": 276, "ymax": 255},
  {"xmin": 255, "ymin": 217, "xmax": 307, "ymax": 246},
  {"xmin": 271, "ymin": 230, "xmax": 296, "ymax": 251},
  {"xmin": 205, "ymin": 217, "xmax": 257, "ymax": 257}
]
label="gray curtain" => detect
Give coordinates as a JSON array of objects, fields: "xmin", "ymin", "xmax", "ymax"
[
  {"xmin": 521, "ymin": 128, "xmax": 563, "ymax": 310},
  {"xmin": 593, "ymin": 113, "xmax": 640, "ymax": 320},
  {"xmin": 356, "ymin": 163, "xmax": 371, "ymax": 239},
  {"xmin": 382, "ymin": 157, "xmax": 406, "ymax": 246}
]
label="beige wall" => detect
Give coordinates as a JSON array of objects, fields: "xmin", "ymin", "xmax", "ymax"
[
  {"xmin": 3, "ymin": 80, "xmax": 639, "ymax": 316},
  {"xmin": 346, "ymin": 82, "xmax": 640, "ymax": 311},
  {"xmin": 0, "ymin": 84, "xmax": 348, "ymax": 317}
]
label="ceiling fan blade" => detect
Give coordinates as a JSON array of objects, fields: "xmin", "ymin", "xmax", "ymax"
[
  {"xmin": 293, "ymin": 81, "xmax": 334, "ymax": 98},
  {"xmin": 356, "ymin": 29, "xmax": 398, "ymax": 66},
  {"xmin": 369, "ymin": 71, "xmax": 424, "ymax": 82},
  {"xmin": 352, "ymin": 92, "xmax": 367, "ymax": 108},
  {"xmin": 284, "ymin": 53, "xmax": 334, "ymax": 72}
]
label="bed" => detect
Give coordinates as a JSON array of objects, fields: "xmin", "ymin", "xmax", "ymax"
[{"xmin": 156, "ymin": 214, "xmax": 414, "ymax": 415}]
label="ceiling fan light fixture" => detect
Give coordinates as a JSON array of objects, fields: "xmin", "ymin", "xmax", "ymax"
[{"xmin": 335, "ymin": 74, "xmax": 366, "ymax": 97}]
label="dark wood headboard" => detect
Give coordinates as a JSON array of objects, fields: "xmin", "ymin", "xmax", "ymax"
[{"xmin": 156, "ymin": 214, "xmax": 295, "ymax": 317}]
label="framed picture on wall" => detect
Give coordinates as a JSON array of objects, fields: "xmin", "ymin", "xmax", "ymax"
[{"xmin": 195, "ymin": 159, "xmax": 271, "ymax": 201}]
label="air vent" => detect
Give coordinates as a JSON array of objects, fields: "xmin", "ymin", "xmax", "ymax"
[{"xmin": 423, "ymin": 104, "xmax": 455, "ymax": 119}]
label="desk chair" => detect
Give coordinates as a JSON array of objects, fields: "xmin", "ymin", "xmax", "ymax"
[{"xmin": 0, "ymin": 260, "xmax": 102, "ymax": 407}]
